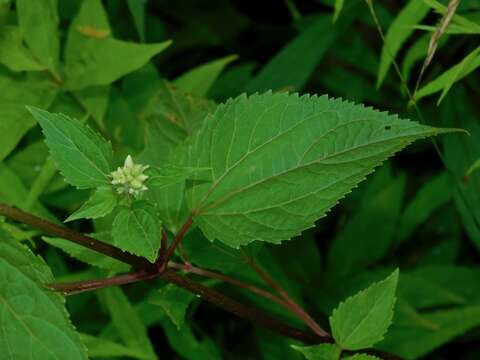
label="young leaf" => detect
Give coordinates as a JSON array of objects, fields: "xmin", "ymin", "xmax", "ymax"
[
  {"xmin": 174, "ymin": 54, "xmax": 238, "ymax": 97},
  {"xmin": 15, "ymin": 0, "xmax": 59, "ymax": 72},
  {"xmin": 65, "ymin": 186, "xmax": 118, "ymax": 222},
  {"xmin": 64, "ymin": 0, "xmax": 170, "ymax": 89},
  {"xmin": 173, "ymin": 92, "xmax": 458, "ymax": 248},
  {"xmin": 149, "ymin": 284, "xmax": 195, "ymax": 329},
  {"xmin": 329, "ymin": 269, "xmax": 399, "ymax": 350},
  {"xmin": 100, "ymin": 287, "xmax": 156, "ymax": 359},
  {"xmin": 29, "ymin": 107, "xmax": 114, "ymax": 189},
  {"xmin": 0, "ymin": 231, "xmax": 87, "ymax": 359},
  {"xmin": 377, "ymin": 0, "xmax": 430, "ymax": 87},
  {"xmin": 112, "ymin": 200, "xmax": 161, "ymax": 262},
  {"xmin": 0, "ymin": 26, "xmax": 45, "ymax": 72},
  {"xmin": 292, "ymin": 343, "xmax": 341, "ymax": 360}
]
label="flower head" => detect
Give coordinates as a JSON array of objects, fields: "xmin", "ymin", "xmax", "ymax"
[{"xmin": 110, "ymin": 155, "xmax": 149, "ymax": 197}]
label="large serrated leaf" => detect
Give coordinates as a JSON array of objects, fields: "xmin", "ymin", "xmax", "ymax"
[
  {"xmin": 173, "ymin": 92, "xmax": 457, "ymax": 248},
  {"xmin": 330, "ymin": 269, "xmax": 399, "ymax": 350},
  {"xmin": 29, "ymin": 107, "xmax": 113, "ymax": 189},
  {"xmin": 0, "ymin": 231, "xmax": 87, "ymax": 359}
]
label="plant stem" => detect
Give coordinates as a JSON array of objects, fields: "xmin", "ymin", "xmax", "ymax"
[
  {"xmin": 160, "ymin": 269, "xmax": 325, "ymax": 344},
  {"xmin": 48, "ymin": 271, "xmax": 158, "ymax": 295},
  {"xmin": 0, "ymin": 203, "xmax": 151, "ymax": 270},
  {"xmin": 168, "ymin": 261, "xmax": 290, "ymax": 309},
  {"xmin": 246, "ymin": 255, "xmax": 330, "ymax": 338},
  {"xmin": 161, "ymin": 216, "xmax": 193, "ymax": 265}
]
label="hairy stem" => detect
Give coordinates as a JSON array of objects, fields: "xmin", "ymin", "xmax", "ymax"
[{"xmin": 246, "ymin": 255, "xmax": 330, "ymax": 338}]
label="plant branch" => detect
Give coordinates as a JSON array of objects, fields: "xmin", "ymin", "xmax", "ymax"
[
  {"xmin": 48, "ymin": 271, "xmax": 158, "ymax": 295},
  {"xmin": 0, "ymin": 203, "xmax": 152, "ymax": 270},
  {"xmin": 245, "ymin": 255, "xmax": 330, "ymax": 338},
  {"xmin": 161, "ymin": 216, "xmax": 193, "ymax": 266},
  {"xmin": 168, "ymin": 261, "xmax": 290, "ymax": 309}
]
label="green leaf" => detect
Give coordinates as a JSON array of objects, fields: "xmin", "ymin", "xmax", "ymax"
[
  {"xmin": 333, "ymin": 0, "xmax": 344, "ymax": 22},
  {"xmin": 173, "ymin": 92, "xmax": 458, "ymax": 248},
  {"xmin": 100, "ymin": 287, "xmax": 156, "ymax": 359},
  {"xmin": 245, "ymin": 14, "xmax": 350, "ymax": 93},
  {"xmin": 15, "ymin": 0, "xmax": 60, "ymax": 72},
  {"xmin": 0, "ymin": 26, "xmax": 46, "ymax": 71},
  {"xmin": 327, "ymin": 174, "xmax": 405, "ymax": 277},
  {"xmin": 342, "ymin": 355, "xmax": 380, "ymax": 360},
  {"xmin": 127, "ymin": 0, "xmax": 147, "ymax": 42},
  {"xmin": 174, "ymin": 54, "xmax": 238, "ymax": 97},
  {"xmin": 29, "ymin": 107, "xmax": 114, "ymax": 189},
  {"xmin": 414, "ymin": 46, "xmax": 480, "ymax": 103},
  {"xmin": 73, "ymin": 86, "xmax": 110, "ymax": 129},
  {"xmin": 64, "ymin": 0, "xmax": 170, "ymax": 89},
  {"xmin": 80, "ymin": 333, "xmax": 149, "ymax": 359},
  {"xmin": 147, "ymin": 165, "xmax": 211, "ymax": 190},
  {"xmin": 149, "ymin": 284, "xmax": 195, "ymax": 329},
  {"xmin": 112, "ymin": 200, "xmax": 161, "ymax": 262},
  {"xmin": 378, "ymin": 305, "xmax": 480, "ymax": 359},
  {"xmin": 292, "ymin": 343, "xmax": 341, "ymax": 360},
  {"xmin": 330, "ymin": 269, "xmax": 399, "ymax": 350},
  {"xmin": 65, "ymin": 186, "xmax": 118, "ymax": 222},
  {"xmin": 377, "ymin": 0, "xmax": 430, "ymax": 87},
  {"xmin": 141, "ymin": 79, "xmax": 216, "ymax": 165},
  {"xmin": 0, "ymin": 231, "xmax": 87, "ymax": 359},
  {"xmin": 396, "ymin": 172, "xmax": 451, "ymax": 243},
  {"xmin": 0, "ymin": 72, "xmax": 57, "ymax": 161}
]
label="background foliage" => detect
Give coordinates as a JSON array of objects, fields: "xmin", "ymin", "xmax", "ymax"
[{"xmin": 0, "ymin": 0, "xmax": 480, "ymax": 359}]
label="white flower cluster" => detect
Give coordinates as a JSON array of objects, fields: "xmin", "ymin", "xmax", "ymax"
[{"xmin": 110, "ymin": 155, "xmax": 149, "ymax": 197}]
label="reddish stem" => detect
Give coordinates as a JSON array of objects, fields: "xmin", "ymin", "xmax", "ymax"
[{"xmin": 246, "ymin": 255, "xmax": 330, "ymax": 338}]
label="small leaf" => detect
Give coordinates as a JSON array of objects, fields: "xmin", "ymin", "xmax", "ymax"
[
  {"xmin": 149, "ymin": 284, "xmax": 195, "ymax": 329},
  {"xmin": 0, "ymin": 231, "xmax": 87, "ymax": 359},
  {"xmin": 65, "ymin": 186, "xmax": 118, "ymax": 222},
  {"xmin": 29, "ymin": 107, "xmax": 114, "ymax": 189},
  {"xmin": 174, "ymin": 54, "xmax": 238, "ymax": 97},
  {"xmin": 292, "ymin": 343, "xmax": 341, "ymax": 360},
  {"xmin": 377, "ymin": 0, "xmax": 430, "ymax": 88},
  {"xmin": 330, "ymin": 269, "xmax": 399, "ymax": 350},
  {"xmin": 15, "ymin": 0, "xmax": 59, "ymax": 72},
  {"xmin": 173, "ymin": 92, "xmax": 459, "ymax": 248},
  {"xmin": 112, "ymin": 200, "xmax": 161, "ymax": 262}
]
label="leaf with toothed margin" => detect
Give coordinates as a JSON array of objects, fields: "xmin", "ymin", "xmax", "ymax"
[
  {"xmin": 28, "ymin": 107, "xmax": 113, "ymax": 189},
  {"xmin": 171, "ymin": 92, "xmax": 460, "ymax": 248},
  {"xmin": 0, "ymin": 230, "xmax": 88, "ymax": 359}
]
